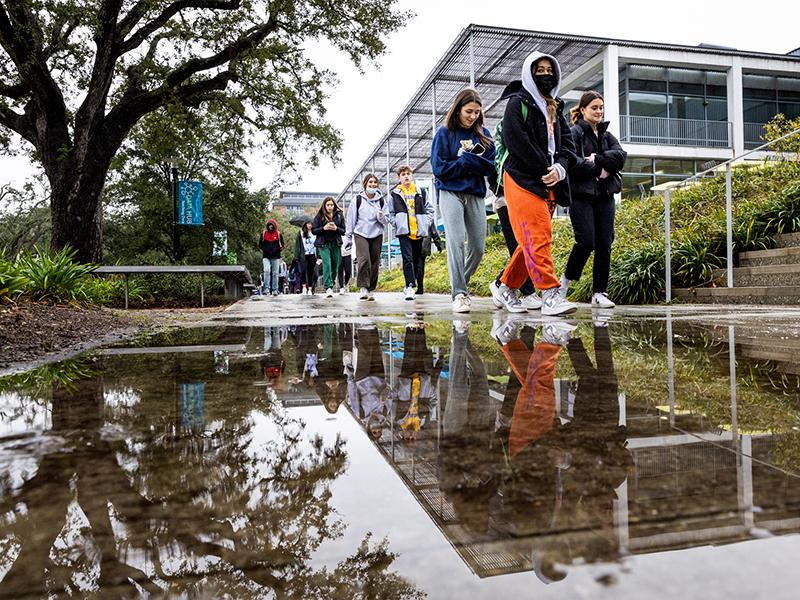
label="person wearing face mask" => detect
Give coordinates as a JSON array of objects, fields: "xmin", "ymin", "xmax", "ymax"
[
  {"xmin": 344, "ymin": 173, "xmax": 387, "ymax": 301},
  {"xmin": 560, "ymin": 91, "xmax": 627, "ymax": 308},
  {"xmin": 491, "ymin": 52, "xmax": 578, "ymax": 317},
  {"xmin": 431, "ymin": 88, "xmax": 496, "ymax": 314}
]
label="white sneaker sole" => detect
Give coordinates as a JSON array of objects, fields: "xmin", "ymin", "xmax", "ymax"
[{"xmin": 541, "ymin": 303, "xmax": 578, "ymax": 316}]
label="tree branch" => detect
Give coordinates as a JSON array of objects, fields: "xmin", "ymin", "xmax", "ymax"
[{"xmin": 119, "ymin": 0, "xmax": 242, "ymax": 53}]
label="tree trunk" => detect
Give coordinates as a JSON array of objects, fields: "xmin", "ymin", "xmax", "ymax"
[{"xmin": 49, "ymin": 151, "xmax": 112, "ymax": 264}]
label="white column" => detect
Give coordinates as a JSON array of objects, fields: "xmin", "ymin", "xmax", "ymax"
[
  {"xmin": 602, "ymin": 44, "xmax": 621, "ymax": 137},
  {"xmin": 727, "ymin": 57, "xmax": 744, "ymax": 157}
]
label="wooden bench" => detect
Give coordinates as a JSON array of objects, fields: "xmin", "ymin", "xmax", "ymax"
[{"xmin": 92, "ymin": 265, "xmax": 253, "ymax": 308}]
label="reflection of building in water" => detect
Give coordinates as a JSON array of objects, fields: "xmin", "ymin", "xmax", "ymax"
[{"xmin": 343, "ymin": 326, "xmax": 800, "ymax": 580}]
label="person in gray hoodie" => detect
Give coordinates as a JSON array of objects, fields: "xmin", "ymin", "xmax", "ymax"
[{"xmin": 344, "ymin": 173, "xmax": 387, "ymax": 300}]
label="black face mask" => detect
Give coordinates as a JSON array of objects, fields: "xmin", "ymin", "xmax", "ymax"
[{"xmin": 534, "ymin": 73, "xmax": 556, "ymax": 95}]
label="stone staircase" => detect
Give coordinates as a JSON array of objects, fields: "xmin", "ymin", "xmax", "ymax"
[
  {"xmin": 702, "ymin": 323, "xmax": 800, "ymax": 377},
  {"xmin": 675, "ymin": 232, "xmax": 800, "ymax": 304}
]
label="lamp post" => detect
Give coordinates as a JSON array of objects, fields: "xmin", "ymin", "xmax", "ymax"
[{"xmin": 167, "ymin": 157, "xmax": 180, "ymax": 261}]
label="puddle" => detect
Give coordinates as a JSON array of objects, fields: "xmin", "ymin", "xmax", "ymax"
[{"xmin": 1, "ymin": 316, "xmax": 800, "ymax": 598}]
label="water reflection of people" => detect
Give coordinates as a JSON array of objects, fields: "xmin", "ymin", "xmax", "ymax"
[
  {"xmin": 490, "ymin": 321, "xmax": 630, "ymax": 582},
  {"xmin": 261, "ymin": 326, "xmax": 287, "ymax": 390},
  {"xmin": 439, "ymin": 322, "xmax": 499, "ymax": 533},
  {"xmin": 347, "ymin": 325, "xmax": 390, "ymax": 439},
  {"xmin": 292, "ymin": 324, "xmax": 321, "ymax": 389},
  {"xmin": 315, "ymin": 323, "xmax": 347, "ymax": 413},
  {"xmin": 395, "ymin": 321, "xmax": 442, "ymax": 441}
]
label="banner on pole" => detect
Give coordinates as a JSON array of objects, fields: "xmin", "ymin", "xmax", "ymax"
[{"xmin": 178, "ymin": 180, "xmax": 203, "ymax": 225}]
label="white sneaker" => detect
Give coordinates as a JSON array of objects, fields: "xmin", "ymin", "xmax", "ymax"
[
  {"xmin": 452, "ymin": 293, "xmax": 471, "ymax": 313},
  {"xmin": 541, "ymin": 288, "xmax": 577, "ymax": 316},
  {"xmin": 541, "ymin": 321, "xmax": 577, "ymax": 345},
  {"xmin": 591, "ymin": 292, "xmax": 615, "ymax": 308},
  {"xmin": 491, "ymin": 316, "xmax": 521, "ymax": 345},
  {"xmin": 326, "ymin": 288, "xmax": 334, "ymax": 298},
  {"xmin": 453, "ymin": 319, "xmax": 470, "ymax": 335},
  {"xmin": 489, "ymin": 281, "xmax": 527, "ymax": 313},
  {"xmin": 367, "ymin": 291, "xmax": 375, "ymax": 301},
  {"xmin": 339, "ymin": 287, "xmax": 347, "ymax": 295},
  {"xmin": 359, "ymin": 287, "xmax": 369, "ymax": 300},
  {"xmin": 559, "ymin": 275, "xmax": 571, "ymax": 297},
  {"xmin": 404, "ymin": 286, "xmax": 416, "ymax": 301},
  {"xmin": 520, "ymin": 292, "xmax": 542, "ymax": 310}
]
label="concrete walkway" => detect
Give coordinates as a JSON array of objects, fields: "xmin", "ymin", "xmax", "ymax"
[{"xmin": 208, "ymin": 291, "xmax": 800, "ymax": 331}]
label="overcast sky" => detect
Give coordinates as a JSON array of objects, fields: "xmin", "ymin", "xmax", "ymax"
[{"xmin": 0, "ymin": 0, "xmax": 797, "ymax": 197}]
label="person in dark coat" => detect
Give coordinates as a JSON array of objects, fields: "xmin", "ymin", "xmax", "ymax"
[
  {"xmin": 561, "ymin": 91, "xmax": 627, "ymax": 308},
  {"xmin": 311, "ymin": 196, "xmax": 346, "ymax": 298}
]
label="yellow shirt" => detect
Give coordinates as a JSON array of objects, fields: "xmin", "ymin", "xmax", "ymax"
[{"xmin": 401, "ymin": 183, "xmax": 419, "ymax": 240}]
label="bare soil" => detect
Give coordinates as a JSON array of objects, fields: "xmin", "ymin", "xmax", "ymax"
[{"xmin": 0, "ymin": 300, "xmax": 224, "ymax": 375}]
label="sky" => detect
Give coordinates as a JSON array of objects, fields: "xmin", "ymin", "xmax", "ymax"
[{"xmin": 0, "ymin": 0, "xmax": 798, "ymax": 198}]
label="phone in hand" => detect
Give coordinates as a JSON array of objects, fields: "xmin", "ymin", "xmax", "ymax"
[{"xmin": 471, "ymin": 143, "xmax": 486, "ymax": 156}]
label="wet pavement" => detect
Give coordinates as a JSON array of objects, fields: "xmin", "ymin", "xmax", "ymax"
[{"xmin": 2, "ymin": 294, "xmax": 800, "ymax": 598}]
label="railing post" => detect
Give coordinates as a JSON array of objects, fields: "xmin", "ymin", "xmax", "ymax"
[
  {"xmin": 665, "ymin": 188, "xmax": 672, "ymax": 303},
  {"xmin": 726, "ymin": 163, "xmax": 734, "ymax": 288}
]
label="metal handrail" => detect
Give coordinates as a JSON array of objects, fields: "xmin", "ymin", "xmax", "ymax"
[{"xmin": 660, "ymin": 127, "xmax": 800, "ymax": 302}]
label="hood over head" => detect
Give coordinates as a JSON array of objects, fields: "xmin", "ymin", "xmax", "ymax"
[{"xmin": 521, "ymin": 51, "xmax": 562, "ymax": 117}]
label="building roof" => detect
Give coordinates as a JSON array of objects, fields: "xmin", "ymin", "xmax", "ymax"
[{"xmin": 337, "ymin": 24, "xmax": 800, "ymax": 201}]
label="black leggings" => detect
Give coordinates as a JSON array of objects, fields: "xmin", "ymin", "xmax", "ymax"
[
  {"xmin": 304, "ymin": 254, "xmax": 317, "ymax": 288},
  {"xmin": 338, "ymin": 255, "xmax": 352, "ymax": 288}
]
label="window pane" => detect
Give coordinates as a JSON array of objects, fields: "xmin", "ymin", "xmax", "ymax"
[
  {"xmin": 629, "ymin": 92, "xmax": 668, "ymax": 117},
  {"xmin": 779, "ymin": 102, "xmax": 800, "ymax": 119},
  {"xmin": 707, "ymin": 98, "xmax": 728, "ymax": 121},
  {"xmin": 655, "ymin": 159, "xmax": 695, "ymax": 175},
  {"xmin": 744, "ymin": 87, "xmax": 776, "ymax": 100},
  {"xmin": 630, "ymin": 79, "xmax": 668, "ymax": 93},
  {"xmin": 625, "ymin": 158, "xmax": 653, "ymax": 173},
  {"xmin": 706, "ymin": 84, "xmax": 728, "ymax": 97},
  {"xmin": 744, "ymin": 99, "xmax": 777, "ymax": 123},
  {"xmin": 670, "ymin": 82, "xmax": 704, "ymax": 96},
  {"xmin": 669, "ymin": 95, "xmax": 705, "ymax": 120},
  {"xmin": 621, "ymin": 174, "xmax": 654, "ymax": 199}
]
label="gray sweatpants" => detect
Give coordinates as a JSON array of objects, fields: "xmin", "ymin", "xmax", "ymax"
[{"xmin": 438, "ymin": 189, "xmax": 486, "ymax": 298}]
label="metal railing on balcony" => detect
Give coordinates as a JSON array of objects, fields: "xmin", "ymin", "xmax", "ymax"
[
  {"xmin": 620, "ymin": 115, "xmax": 732, "ymax": 148},
  {"xmin": 744, "ymin": 122, "xmax": 769, "ymax": 150}
]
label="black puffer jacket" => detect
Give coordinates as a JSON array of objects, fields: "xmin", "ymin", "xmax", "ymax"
[
  {"xmin": 569, "ymin": 120, "xmax": 627, "ymax": 201},
  {"xmin": 311, "ymin": 211, "xmax": 346, "ymax": 247},
  {"xmin": 500, "ymin": 81, "xmax": 577, "ymax": 207}
]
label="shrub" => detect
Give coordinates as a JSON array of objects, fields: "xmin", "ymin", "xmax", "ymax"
[
  {"xmin": 0, "ymin": 258, "xmax": 27, "ymax": 300},
  {"xmin": 15, "ymin": 246, "xmax": 96, "ymax": 304}
]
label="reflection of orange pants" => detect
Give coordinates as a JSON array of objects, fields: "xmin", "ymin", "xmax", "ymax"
[
  {"xmin": 500, "ymin": 172, "xmax": 560, "ymax": 291},
  {"xmin": 501, "ymin": 340, "xmax": 562, "ymax": 459}
]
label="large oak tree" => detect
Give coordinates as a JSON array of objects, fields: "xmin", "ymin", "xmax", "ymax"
[{"xmin": 0, "ymin": 0, "xmax": 407, "ymax": 263}]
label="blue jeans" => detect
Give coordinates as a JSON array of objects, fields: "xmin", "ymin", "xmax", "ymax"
[
  {"xmin": 438, "ymin": 190, "xmax": 486, "ymax": 298},
  {"xmin": 262, "ymin": 258, "xmax": 280, "ymax": 292}
]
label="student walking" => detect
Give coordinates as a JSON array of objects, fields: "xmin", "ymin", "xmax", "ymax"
[
  {"xmin": 491, "ymin": 51, "xmax": 578, "ymax": 316},
  {"xmin": 431, "ymin": 88, "xmax": 496, "ymax": 313},
  {"xmin": 561, "ymin": 91, "xmax": 627, "ymax": 308},
  {"xmin": 338, "ymin": 241, "xmax": 352, "ymax": 295},
  {"xmin": 295, "ymin": 221, "xmax": 317, "ymax": 295},
  {"xmin": 344, "ymin": 174, "xmax": 387, "ymax": 301},
  {"xmin": 387, "ymin": 165, "xmax": 435, "ymax": 301},
  {"xmin": 259, "ymin": 219, "xmax": 285, "ymax": 295},
  {"xmin": 311, "ymin": 196, "xmax": 346, "ymax": 298}
]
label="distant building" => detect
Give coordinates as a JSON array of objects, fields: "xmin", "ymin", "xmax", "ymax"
[{"xmin": 274, "ymin": 190, "xmax": 337, "ymax": 215}]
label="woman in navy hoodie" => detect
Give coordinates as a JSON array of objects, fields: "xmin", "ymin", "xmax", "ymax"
[{"xmin": 431, "ymin": 89, "xmax": 496, "ymax": 313}]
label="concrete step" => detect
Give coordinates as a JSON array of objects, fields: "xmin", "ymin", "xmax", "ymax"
[
  {"xmin": 674, "ymin": 286, "xmax": 800, "ymax": 305},
  {"xmin": 711, "ymin": 264, "xmax": 800, "ymax": 287},
  {"xmin": 740, "ymin": 246, "xmax": 800, "ymax": 267},
  {"xmin": 776, "ymin": 232, "xmax": 800, "ymax": 248}
]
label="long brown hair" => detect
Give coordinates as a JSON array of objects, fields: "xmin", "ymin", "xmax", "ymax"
[
  {"xmin": 362, "ymin": 173, "xmax": 379, "ymax": 190},
  {"xmin": 444, "ymin": 88, "xmax": 493, "ymax": 147},
  {"xmin": 570, "ymin": 90, "xmax": 604, "ymax": 125},
  {"xmin": 316, "ymin": 196, "xmax": 341, "ymax": 221}
]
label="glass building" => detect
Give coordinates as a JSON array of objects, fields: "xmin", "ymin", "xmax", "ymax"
[{"xmin": 337, "ymin": 25, "xmax": 800, "ymax": 203}]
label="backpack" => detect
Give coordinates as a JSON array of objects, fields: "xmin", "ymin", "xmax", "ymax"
[
  {"xmin": 493, "ymin": 102, "xmax": 529, "ymax": 195},
  {"xmin": 354, "ymin": 193, "xmax": 385, "ymax": 227}
]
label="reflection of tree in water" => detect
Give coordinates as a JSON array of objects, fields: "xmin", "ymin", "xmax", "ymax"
[{"xmin": 0, "ymin": 354, "xmax": 424, "ymax": 599}]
